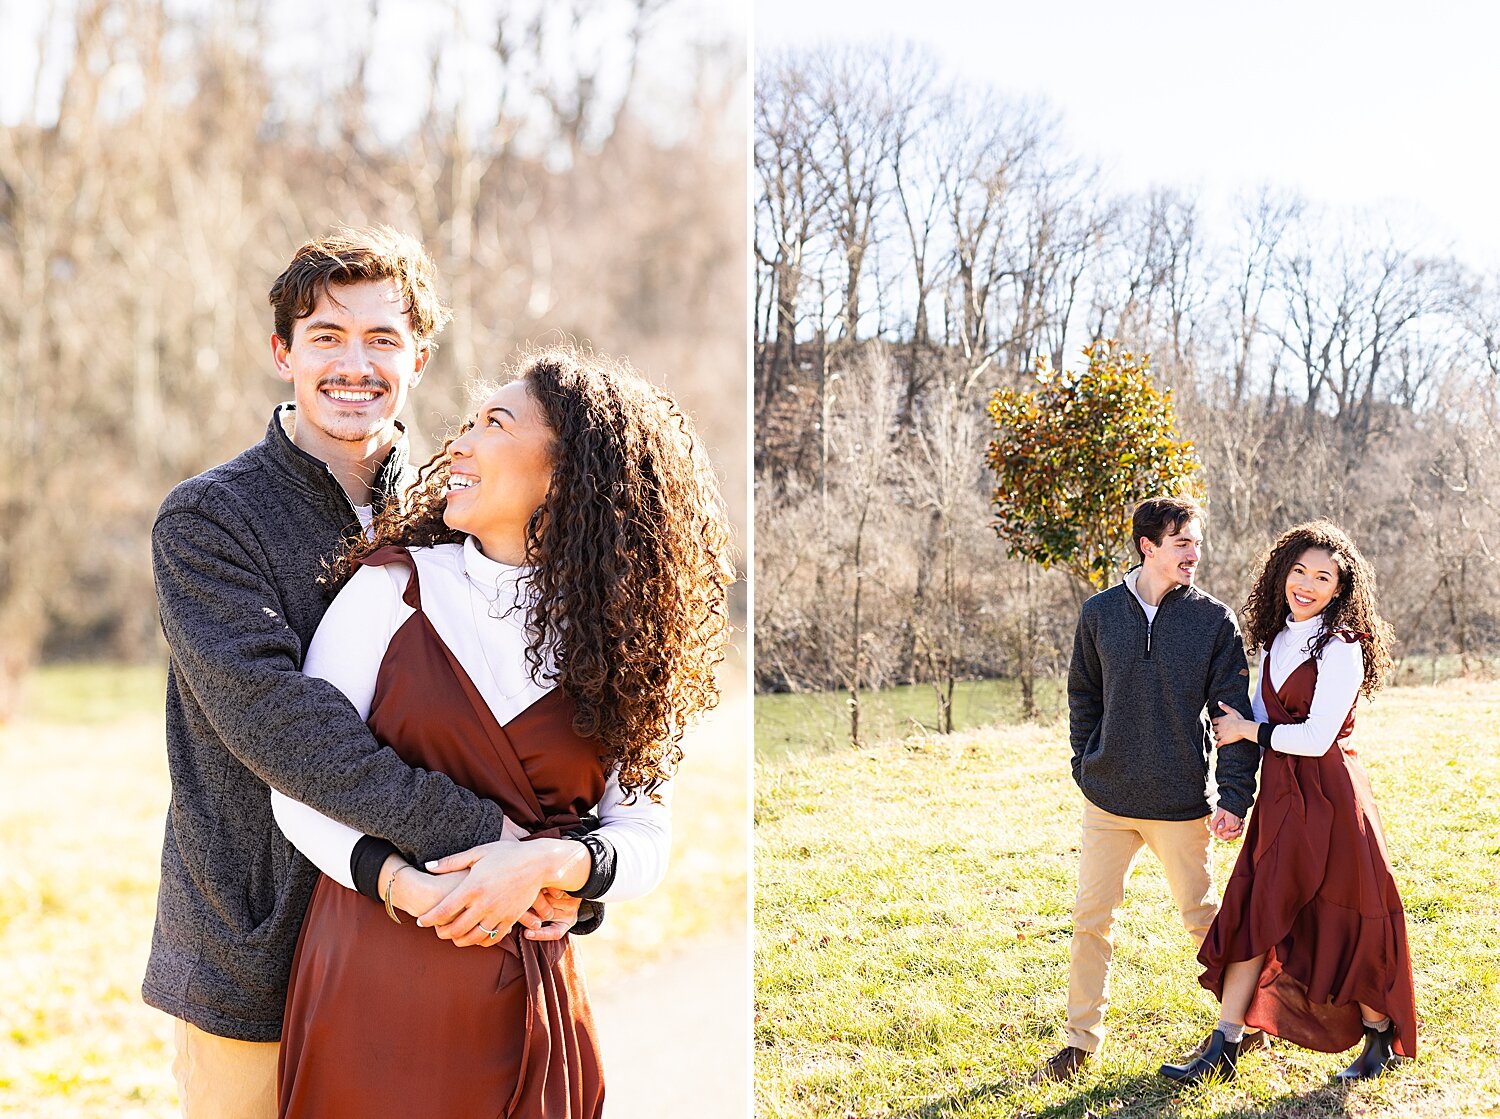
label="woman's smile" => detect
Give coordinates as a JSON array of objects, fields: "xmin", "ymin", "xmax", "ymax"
[
  {"xmin": 446, "ymin": 470, "xmax": 480, "ymax": 495},
  {"xmin": 1285, "ymin": 547, "xmax": 1339, "ymax": 622},
  {"xmin": 442, "ymin": 379, "xmax": 556, "ymax": 563}
]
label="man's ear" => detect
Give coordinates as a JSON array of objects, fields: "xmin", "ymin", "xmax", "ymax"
[
  {"xmin": 411, "ymin": 344, "xmax": 432, "ymax": 387},
  {"xmin": 271, "ymin": 333, "xmax": 293, "ymax": 383}
]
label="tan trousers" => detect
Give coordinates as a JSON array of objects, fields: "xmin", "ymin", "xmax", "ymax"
[
  {"xmin": 172, "ymin": 1018, "xmax": 279, "ymax": 1119},
  {"xmin": 1064, "ymin": 800, "xmax": 1217, "ymax": 1053}
]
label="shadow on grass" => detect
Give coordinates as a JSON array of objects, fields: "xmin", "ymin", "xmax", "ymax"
[
  {"xmin": 895, "ymin": 1072, "xmax": 1355, "ymax": 1119},
  {"xmin": 891, "ymin": 1073, "xmax": 1168, "ymax": 1119},
  {"xmin": 1224, "ymin": 1082, "xmax": 1354, "ymax": 1119}
]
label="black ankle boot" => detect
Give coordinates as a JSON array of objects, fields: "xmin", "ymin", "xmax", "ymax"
[
  {"xmin": 1334, "ymin": 1021, "xmax": 1396, "ymax": 1081},
  {"xmin": 1159, "ymin": 1029, "xmax": 1241, "ymax": 1084}
]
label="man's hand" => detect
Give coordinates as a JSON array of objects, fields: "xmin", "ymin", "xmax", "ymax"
[
  {"xmin": 518, "ymin": 888, "xmax": 582, "ymax": 942},
  {"xmin": 500, "ymin": 816, "xmax": 529, "ymax": 841},
  {"xmin": 1209, "ymin": 808, "xmax": 1244, "ymax": 842}
]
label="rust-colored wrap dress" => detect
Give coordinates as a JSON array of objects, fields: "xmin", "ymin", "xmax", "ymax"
[
  {"xmin": 278, "ymin": 547, "xmax": 607, "ymax": 1118},
  {"xmin": 1198, "ymin": 637, "xmax": 1416, "ymax": 1058}
]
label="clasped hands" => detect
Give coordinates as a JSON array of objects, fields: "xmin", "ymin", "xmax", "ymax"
[
  {"xmin": 384, "ymin": 818, "xmax": 590, "ymax": 949},
  {"xmin": 1208, "ymin": 807, "xmax": 1244, "ymax": 842},
  {"xmin": 1205, "ymin": 700, "xmax": 1257, "ymax": 842}
]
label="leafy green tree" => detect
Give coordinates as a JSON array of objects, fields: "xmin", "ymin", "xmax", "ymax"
[{"xmin": 986, "ymin": 340, "xmax": 1204, "ymax": 592}]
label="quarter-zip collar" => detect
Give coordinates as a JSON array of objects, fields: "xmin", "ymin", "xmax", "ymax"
[
  {"xmin": 263, "ymin": 403, "xmax": 410, "ymax": 517},
  {"xmin": 1122, "ymin": 565, "xmax": 1191, "ymax": 658}
]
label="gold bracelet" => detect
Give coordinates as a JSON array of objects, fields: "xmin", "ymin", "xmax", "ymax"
[{"xmin": 382, "ymin": 863, "xmax": 410, "ymax": 924}]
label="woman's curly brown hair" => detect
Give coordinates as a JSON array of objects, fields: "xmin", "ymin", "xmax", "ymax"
[
  {"xmin": 1243, "ymin": 519, "xmax": 1394, "ymax": 697},
  {"xmin": 327, "ymin": 346, "xmax": 736, "ymax": 799}
]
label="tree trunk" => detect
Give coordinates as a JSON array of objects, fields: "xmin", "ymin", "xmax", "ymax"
[{"xmin": 1020, "ymin": 565, "xmax": 1038, "ymax": 720}]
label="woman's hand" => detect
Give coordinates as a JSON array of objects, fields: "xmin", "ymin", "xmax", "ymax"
[
  {"xmin": 383, "ymin": 857, "xmax": 470, "ymax": 919},
  {"xmin": 418, "ymin": 838, "xmax": 591, "ymax": 948},
  {"xmin": 1211, "ymin": 701, "xmax": 1258, "ymax": 747}
]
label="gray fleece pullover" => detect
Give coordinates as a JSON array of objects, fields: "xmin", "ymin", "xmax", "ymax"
[
  {"xmin": 1068, "ymin": 572, "xmax": 1259, "ymax": 821},
  {"xmin": 143, "ymin": 406, "xmax": 508, "ymax": 1042}
]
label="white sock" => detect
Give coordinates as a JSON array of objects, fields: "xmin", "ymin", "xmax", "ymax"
[
  {"xmin": 1361, "ymin": 1015, "xmax": 1391, "ymax": 1032},
  {"xmin": 1217, "ymin": 1020, "xmax": 1245, "ymax": 1044}
]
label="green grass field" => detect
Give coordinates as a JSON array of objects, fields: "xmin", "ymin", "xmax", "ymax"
[
  {"xmin": 756, "ymin": 678, "xmax": 1070, "ymax": 762},
  {"xmin": 755, "ymin": 682, "xmax": 1500, "ymax": 1118},
  {"xmin": 0, "ymin": 662, "xmax": 747, "ymax": 1117},
  {"xmin": 755, "ymin": 659, "xmax": 1485, "ymax": 764}
]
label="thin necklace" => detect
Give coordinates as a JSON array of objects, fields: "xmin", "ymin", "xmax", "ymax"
[{"xmin": 463, "ymin": 560, "xmax": 532, "ymax": 704}]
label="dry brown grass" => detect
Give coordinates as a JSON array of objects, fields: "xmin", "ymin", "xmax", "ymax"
[{"xmin": 0, "ymin": 662, "xmax": 747, "ymax": 1116}]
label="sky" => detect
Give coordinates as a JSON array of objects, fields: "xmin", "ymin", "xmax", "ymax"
[{"xmin": 754, "ymin": 0, "xmax": 1500, "ymax": 270}]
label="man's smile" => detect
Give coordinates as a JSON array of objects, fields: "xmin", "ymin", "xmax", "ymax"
[{"xmin": 321, "ymin": 383, "xmax": 386, "ymax": 405}]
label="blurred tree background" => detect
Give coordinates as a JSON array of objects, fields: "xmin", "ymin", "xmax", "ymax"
[
  {"xmin": 755, "ymin": 42, "xmax": 1500, "ymax": 710},
  {"xmin": 0, "ymin": 0, "xmax": 746, "ymax": 717}
]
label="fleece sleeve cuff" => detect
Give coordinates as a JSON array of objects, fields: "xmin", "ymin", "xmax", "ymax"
[{"xmin": 352, "ymin": 835, "xmax": 403, "ymax": 901}]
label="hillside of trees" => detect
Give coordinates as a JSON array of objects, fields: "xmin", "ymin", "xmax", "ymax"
[{"xmin": 755, "ymin": 44, "xmax": 1500, "ymax": 702}]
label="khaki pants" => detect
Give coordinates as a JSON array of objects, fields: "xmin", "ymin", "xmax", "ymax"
[
  {"xmin": 1064, "ymin": 800, "xmax": 1217, "ymax": 1053},
  {"xmin": 172, "ymin": 1018, "xmax": 279, "ymax": 1119}
]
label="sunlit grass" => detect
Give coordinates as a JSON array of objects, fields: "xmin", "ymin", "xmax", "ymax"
[
  {"xmin": 756, "ymin": 657, "xmax": 1487, "ymax": 765},
  {"xmin": 756, "ymin": 677, "xmax": 1069, "ymax": 762},
  {"xmin": 755, "ymin": 681, "xmax": 1500, "ymax": 1118},
  {"xmin": 0, "ymin": 660, "xmax": 747, "ymax": 1116}
]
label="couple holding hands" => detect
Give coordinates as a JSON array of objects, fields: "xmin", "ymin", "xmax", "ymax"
[{"xmin": 1035, "ymin": 495, "xmax": 1416, "ymax": 1087}]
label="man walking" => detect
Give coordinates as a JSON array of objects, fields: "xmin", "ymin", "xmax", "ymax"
[
  {"xmin": 144, "ymin": 228, "xmax": 602, "ymax": 1116},
  {"xmin": 1033, "ymin": 495, "xmax": 1261, "ymax": 1082}
]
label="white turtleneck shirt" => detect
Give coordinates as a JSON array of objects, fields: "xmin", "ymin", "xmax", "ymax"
[
  {"xmin": 1250, "ymin": 613, "xmax": 1364, "ymax": 758},
  {"xmin": 270, "ymin": 537, "xmax": 671, "ymax": 902}
]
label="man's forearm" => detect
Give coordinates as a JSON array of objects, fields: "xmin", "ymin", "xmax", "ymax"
[
  {"xmin": 192, "ymin": 667, "xmax": 505, "ymax": 862},
  {"xmin": 156, "ymin": 511, "xmax": 506, "ymax": 863},
  {"xmin": 1213, "ymin": 741, "xmax": 1259, "ymax": 818}
]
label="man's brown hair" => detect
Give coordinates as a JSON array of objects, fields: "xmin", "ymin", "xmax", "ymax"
[
  {"xmin": 1131, "ymin": 494, "xmax": 1205, "ymax": 560},
  {"xmin": 268, "ymin": 225, "xmax": 452, "ymax": 346}
]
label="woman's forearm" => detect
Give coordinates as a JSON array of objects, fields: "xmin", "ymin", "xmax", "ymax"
[
  {"xmin": 382, "ymin": 854, "xmax": 422, "ymax": 916},
  {"xmin": 523, "ymin": 837, "xmax": 592, "ymax": 893},
  {"xmin": 383, "ymin": 854, "xmax": 473, "ymax": 918}
]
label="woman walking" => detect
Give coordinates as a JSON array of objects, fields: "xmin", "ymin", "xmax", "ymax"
[{"xmin": 1160, "ymin": 520, "xmax": 1415, "ymax": 1084}]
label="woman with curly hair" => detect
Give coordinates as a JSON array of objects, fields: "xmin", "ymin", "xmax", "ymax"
[
  {"xmin": 1159, "ymin": 520, "xmax": 1415, "ymax": 1086},
  {"xmin": 268, "ymin": 347, "xmax": 734, "ymax": 1117}
]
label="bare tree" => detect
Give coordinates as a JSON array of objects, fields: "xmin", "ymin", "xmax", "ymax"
[
  {"xmin": 939, "ymin": 93, "xmax": 1054, "ymax": 374},
  {"xmin": 754, "ymin": 53, "xmax": 828, "ymax": 406},
  {"xmin": 1226, "ymin": 187, "xmax": 1300, "ymax": 402},
  {"xmin": 826, "ymin": 346, "xmax": 901, "ymax": 746},
  {"xmin": 901, "ymin": 364, "xmax": 985, "ymax": 731},
  {"xmin": 805, "ymin": 44, "xmax": 899, "ymax": 346},
  {"xmin": 1273, "ymin": 218, "xmax": 1436, "ymax": 443}
]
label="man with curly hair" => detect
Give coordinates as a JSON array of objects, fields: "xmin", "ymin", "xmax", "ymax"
[
  {"xmin": 1032, "ymin": 494, "xmax": 1262, "ymax": 1083},
  {"xmin": 143, "ymin": 228, "xmax": 636, "ymax": 1117}
]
